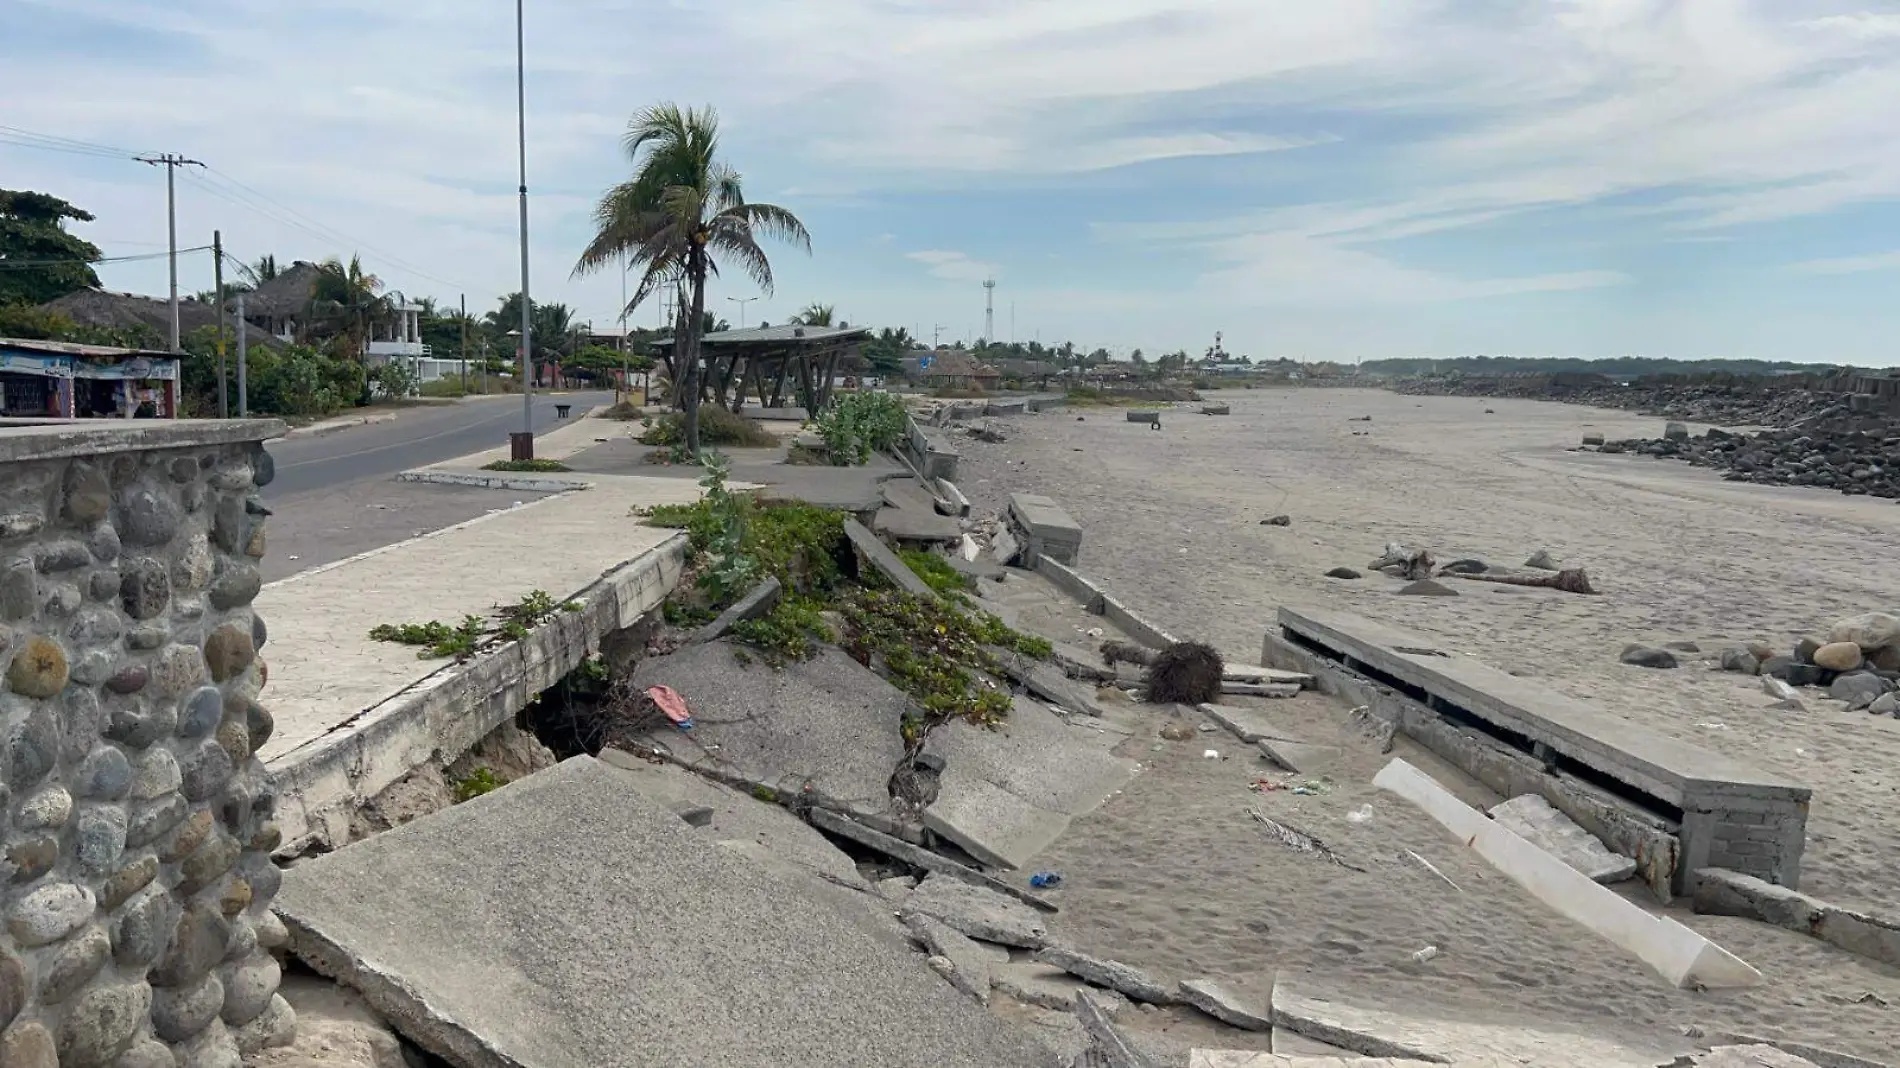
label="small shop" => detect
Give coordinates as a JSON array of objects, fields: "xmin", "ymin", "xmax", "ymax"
[{"xmin": 0, "ymin": 339, "xmax": 180, "ymax": 419}]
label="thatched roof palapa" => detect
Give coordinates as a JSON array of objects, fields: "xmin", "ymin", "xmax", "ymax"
[{"xmin": 38, "ymin": 289, "xmax": 287, "ymax": 349}]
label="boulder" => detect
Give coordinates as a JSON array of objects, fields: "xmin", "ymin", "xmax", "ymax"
[
  {"xmin": 1828, "ymin": 612, "xmax": 1900, "ymax": 652},
  {"xmin": 1811, "ymin": 642, "xmax": 1863, "ymax": 672},
  {"xmin": 1663, "ymin": 421, "xmax": 1689, "ymax": 441},
  {"xmin": 1324, "ymin": 567, "xmax": 1361, "ymax": 580},
  {"xmin": 1619, "ymin": 645, "xmax": 1677, "ymax": 670},
  {"xmin": 1761, "ymin": 657, "xmax": 1823, "ymax": 688},
  {"xmin": 1397, "ymin": 579, "xmax": 1458, "ymax": 597},
  {"xmin": 1829, "ymin": 671, "xmax": 1890, "ymax": 711},
  {"xmin": 1523, "ymin": 550, "xmax": 1560, "ymax": 570},
  {"xmin": 1717, "ymin": 649, "xmax": 1759, "ymax": 675}
]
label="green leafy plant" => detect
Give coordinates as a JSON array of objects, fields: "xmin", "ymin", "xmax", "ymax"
[
  {"xmin": 481, "ymin": 458, "xmax": 572, "ymax": 472},
  {"xmin": 452, "ymin": 767, "xmax": 504, "ymax": 802},
  {"xmin": 497, "ymin": 589, "xmax": 582, "ymax": 641},
  {"xmin": 899, "ymin": 548, "xmax": 969, "ymax": 600},
  {"xmin": 638, "ymin": 407, "xmax": 777, "ymax": 448},
  {"xmin": 370, "ymin": 358, "xmax": 419, "ymax": 399},
  {"xmin": 730, "ymin": 595, "xmax": 834, "ymax": 664},
  {"xmin": 368, "ymin": 615, "xmax": 487, "ymax": 659},
  {"xmin": 837, "ymin": 588, "xmax": 1019, "ymax": 730},
  {"xmin": 809, "ymin": 391, "xmax": 909, "ymax": 465}
]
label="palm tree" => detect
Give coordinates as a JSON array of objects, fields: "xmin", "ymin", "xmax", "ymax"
[
  {"xmin": 793, "ymin": 302, "xmax": 834, "ymax": 327},
  {"xmin": 574, "ymin": 103, "xmax": 810, "ymax": 456},
  {"xmin": 247, "ymin": 254, "xmax": 280, "ymax": 284},
  {"xmin": 313, "ymin": 254, "xmax": 388, "ymax": 403}
]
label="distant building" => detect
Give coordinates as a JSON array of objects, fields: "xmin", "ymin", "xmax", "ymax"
[
  {"xmin": 908, "ymin": 349, "xmax": 1001, "ymax": 391},
  {"xmin": 0, "ymin": 337, "xmax": 180, "ymax": 419}
]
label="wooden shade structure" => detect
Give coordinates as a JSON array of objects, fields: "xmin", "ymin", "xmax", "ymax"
[{"xmin": 652, "ymin": 324, "xmax": 870, "ymax": 412}]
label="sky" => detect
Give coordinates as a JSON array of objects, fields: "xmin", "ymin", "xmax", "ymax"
[{"xmin": 5, "ymin": 0, "xmax": 1900, "ymax": 365}]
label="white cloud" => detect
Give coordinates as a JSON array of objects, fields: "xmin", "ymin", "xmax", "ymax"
[
  {"xmin": 1786, "ymin": 249, "xmax": 1900, "ymax": 274},
  {"xmin": 905, "ymin": 250, "xmax": 998, "ymax": 282}
]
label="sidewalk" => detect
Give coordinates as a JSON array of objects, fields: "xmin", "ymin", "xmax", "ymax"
[{"xmin": 257, "ymin": 408, "xmax": 723, "ymax": 849}]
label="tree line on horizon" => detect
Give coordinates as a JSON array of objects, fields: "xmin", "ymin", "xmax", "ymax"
[{"xmin": 1358, "ymin": 354, "xmax": 1864, "ymax": 378}]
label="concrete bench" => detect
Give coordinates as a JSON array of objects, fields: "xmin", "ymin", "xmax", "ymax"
[{"xmin": 1269, "ymin": 606, "xmax": 1812, "ymax": 892}]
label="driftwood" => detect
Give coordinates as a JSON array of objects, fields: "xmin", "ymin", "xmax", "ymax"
[
  {"xmin": 1100, "ymin": 640, "xmax": 1156, "ymax": 668},
  {"xmin": 1369, "ymin": 542, "xmax": 1435, "ymax": 581},
  {"xmin": 1449, "ymin": 567, "xmax": 1598, "ymax": 595}
]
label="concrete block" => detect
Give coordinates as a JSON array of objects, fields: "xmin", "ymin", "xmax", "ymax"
[
  {"xmin": 844, "ymin": 517, "xmax": 939, "ymax": 598},
  {"xmin": 1374, "ymin": 758, "xmax": 1761, "ymax": 989},
  {"xmin": 902, "ymin": 913, "xmax": 993, "ymax": 1004},
  {"xmin": 276, "ymin": 757, "xmax": 1051, "ymax": 1068},
  {"xmin": 1223, "ymin": 664, "xmax": 1312, "ymax": 686},
  {"xmin": 990, "ymin": 961, "xmax": 1093, "ymax": 1011},
  {"xmin": 1126, "ymin": 410, "xmax": 1160, "ymax": 423},
  {"xmin": 1256, "ymin": 738, "xmax": 1343, "ymax": 775},
  {"xmin": 1008, "ymin": 492, "xmax": 1083, "ymax": 568},
  {"xmin": 1198, "ymin": 702, "xmax": 1284, "ymax": 743},
  {"xmin": 1489, "ymin": 794, "xmax": 1637, "ymax": 884},
  {"xmin": 1694, "ymin": 867, "xmax": 1900, "ymax": 969},
  {"xmin": 1074, "ymin": 990, "xmax": 1155, "ymax": 1068},
  {"xmin": 1223, "ymin": 682, "xmax": 1302, "ymax": 698},
  {"xmin": 923, "ymin": 776, "xmax": 1067, "ymax": 870},
  {"xmin": 1035, "ymin": 557, "xmax": 1107, "ymax": 612}
]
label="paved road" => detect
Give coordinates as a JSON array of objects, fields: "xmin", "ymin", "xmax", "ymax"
[{"xmin": 261, "ymin": 391, "xmax": 615, "ymax": 498}]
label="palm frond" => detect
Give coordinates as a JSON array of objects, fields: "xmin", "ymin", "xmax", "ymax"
[
  {"xmin": 705, "ymin": 227, "xmax": 775, "ymax": 295},
  {"xmin": 725, "ymin": 202, "xmax": 811, "ymax": 253}
]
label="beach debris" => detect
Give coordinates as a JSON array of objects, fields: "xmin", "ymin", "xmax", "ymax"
[
  {"xmin": 1203, "ymin": 749, "xmax": 1221, "ymax": 760},
  {"xmin": 1159, "ymin": 723, "xmax": 1195, "ymax": 741},
  {"xmin": 1489, "ymin": 794, "xmax": 1636, "ymax": 884},
  {"xmin": 1029, "ymin": 871, "xmax": 1063, "ymax": 889},
  {"xmin": 1100, "ymin": 640, "xmax": 1153, "ymax": 668},
  {"xmin": 1177, "ymin": 979, "xmax": 1271, "ymax": 1031},
  {"xmin": 1398, "ymin": 578, "xmax": 1459, "ymax": 597},
  {"xmin": 1405, "ymin": 849, "xmax": 1463, "ymax": 891},
  {"xmin": 1259, "ymin": 514, "xmax": 1291, "ymax": 526},
  {"xmin": 1412, "ymin": 945, "xmax": 1441, "ymax": 963},
  {"xmin": 1223, "ymin": 681, "xmax": 1300, "ymax": 698},
  {"xmin": 645, "ymin": 684, "xmax": 694, "ymax": 728},
  {"xmin": 1347, "ymin": 804, "xmax": 1375, "ymax": 824},
  {"xmin": 1349, "ymin": 415, "xmax": 1372, "ymax": 422},
  {"xmin": 1247, "ymin": 809, "xmax": 1364, "ymax": 871},
  {"xmin": 1325, "ymin": 566, "xmax": 1362, "ymax": 579},
  {"xmin": 1370, "ymin": 542, "xmax": 1435, "ymax": 580},
  {"xmin": 1524, "ymin": 549, "xmax": 1560, "ymax": 570},
  {"xmin": 1346, "ymin": 706, "xmax": 1397, "ymax": 754},
  {"xmin": 1619, "ymin": 644, "xmax": 1679, "ymax": 669},
  {"xmin": 1037, "ymin": 946, "xmax": 1176, "ymax": 1005},
  {"xmin": 1144, "ymin": 641, "xmax": 1226, "ymax": 705},
  {"xmin": 1450, "ymin": 566, "xmax": 1599, "ymax": 594}
]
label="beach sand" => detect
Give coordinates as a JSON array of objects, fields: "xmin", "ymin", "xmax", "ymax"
[{"xmin": 956, "ymin": 388, "xmax": 1900, "ymax": 1059}]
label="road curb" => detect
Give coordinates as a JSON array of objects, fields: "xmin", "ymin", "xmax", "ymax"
[{"xmin": 395, "ymin": 468, "xmax": 593, "ymax": 493}]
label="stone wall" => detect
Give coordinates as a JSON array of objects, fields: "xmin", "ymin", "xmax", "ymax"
[{"xmin": 0, "ymin": 421, "xmax": 291, "ymax": 1067}]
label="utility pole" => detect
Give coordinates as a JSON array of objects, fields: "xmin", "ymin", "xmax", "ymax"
[
  {"xmin": 933, "ymin": 325, "xmax": 944, "ymax": 349},
  {"xmin": 235, "ymin": 293, "xmax": 249, "ymax": 417},
  {"xmin": 619, "ymin": 257, "xmax": 630, "ymax": 402},
  {"xmin": 135, "ymin": 153, "xmax": 205, "ymax": 353},
  {"xmin": 513, "ymin": 0, "xmax": 534, "ymax": 454},
  {"xmin": 460, "ymin": 294, "xmax": 470, "ymax": 393},
  {"xmin": 213, "ymin": 231, "xmax": 228, "ymax": 417},
  {"xmin": 983, "ymin": 279, "xmax": 995, "ymax": 346}
]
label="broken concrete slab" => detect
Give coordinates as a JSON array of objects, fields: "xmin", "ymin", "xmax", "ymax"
[
  {"xmin": 1272, "ymin": 976, "xmax": 1699, "ymax": 1066},
  {"xmin": 1198, "ymin": 703, "xmax": 1289, "ymax": 744},
  {"xmin": 686, "ymin": 576, "xmax": 782, "ymax": 645},
  {"xmin": 806, "ymin": 808, "xmax": 1059, "ymax": 913},
  {"xmin": 844, "ymin": 517, "xmax": 939, "ymax": 598},
  {"xmin": 903, "ymin": 913, "xmax": 993, "ymax": 1005},
  {"xmin": 1001, "ymin": 655, "xmax": 1114, "ymax": 718},
  {"xmin": 1177, "ymin": 979, "xmax": 1270, "ymax": 1031},
  {"xmin": 923, "ymin": 697, "xmax": 1140, "ymax": 869},
  {"xmin": 1009, "ymin": 493, "xmax": 1083, "ymax": 567},
  {"xmin": 1224, "ymin": 664, "xmax": 1313, "ymax": 686},
  {"xmin": 1255, "ymin": 738, "xmax": 1342, "ymax": 775},
  {"xmin": 1190, "ymin": 1055, "xmax": 1439, "ymax": 1067},
  {"xmin": 992, "ymin": 961, "xmax": 1095, "ymax": 1011},
  {"xmin": 277, "ymin": 757, "xmax": 1053, "ymax": 1068},
  {"xmin": 877, "ymin": 478, "xmax": 966, "ymax": 544},
  {"xmin": 596, "ymin": 747, "xmax": 867, "ymax": 891},
  {"xmin": 1075, "ymin": 990, "xmax": 1154, "ymax": 1068},
  {"xmin": 899, "ymin": 872, "xmax": 1049, "ymax": 948},
  {"xmin": 627, "ymin": 639, "xmax": 910, "ymax": 819},
  {"xmin": 1035, "ymin": 946, "xmax": 1175, "ymax": 1005},
  {"xmin": 1684, "ymin": 1048, "xmax": 1824, "ymax": 1068},
  {"xmin": 1268, "ymin": 1029, "xmax": 1361, "ymax": 1057},
  {"xmin": 1224, "ymin": 681, "xmax": 1303, "ymax": 698},
  {"xmin": 1489, "ymin": 793, "xmax": 1637, "ymax": 885}
]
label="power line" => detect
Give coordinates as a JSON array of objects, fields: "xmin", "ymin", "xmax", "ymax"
[
  {"xmin": 0, "ymin": 125, "xmax": 143, "ymax": 161},
  {"xmin": 0, "ymin": 246, "xmax": 213, "ymax": 271}
]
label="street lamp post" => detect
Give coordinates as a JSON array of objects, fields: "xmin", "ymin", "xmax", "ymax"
[
  {"xmin": 726, "ymin": 295, "xmax": 756, "ymax": 330},
  {"xmin": 512, "ymin": 0, "xmax": 534, "ymax": 458}
]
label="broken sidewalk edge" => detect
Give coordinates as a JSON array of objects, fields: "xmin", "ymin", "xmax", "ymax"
[{"xmin": 807, "ymin": 807, "xmax": 1059, "ymax": 913}]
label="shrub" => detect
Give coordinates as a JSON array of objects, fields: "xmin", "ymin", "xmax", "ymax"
[
  {"xmin": 1144, "ymin": 641, "xmax": 1224, "ymax": 704},
  {"xmin": 810, "ymin": 391, "xmax": 909, "ymax": 466},
  {"xmin": 638, "ymin": 407, "xmax": 778, "ymax": 448}
]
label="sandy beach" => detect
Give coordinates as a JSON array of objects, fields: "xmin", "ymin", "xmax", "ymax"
[{"xmin": 954, "ymin": 388, "xmax": 1900, "ymax": 1059}]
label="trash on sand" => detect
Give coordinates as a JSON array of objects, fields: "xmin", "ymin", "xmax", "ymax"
[
  {"xmin": 646, "ymin": 684, "xmax": 693, "ymax": 729},
  {"xmin": 1247, "ymin": 809, "xmax": 1365, "ymax": 872},
  {"xmin": 1197, "ymin": 722, "xmax": 1218, "ymax": 733},
  {"xmin": 1346, "ymin": 804, "xmax": 1375, "ymax": 824},
  {"xmin": 1405, "ymin": 849, "xmax": 1464, "ymax": 892},
  {"xmin": 1698, "ymin": 722, "xmax": 1728, "ymax": 730},
  {"xmin": 1249, "ymin": 779, "xmax": 1286, "ymax": 793},
  {"xmin": 1412, "ymin": 945, "xmax": 1440, "ymax": 963},
  {"xmin": 1086, "ymin": 627, "xmax": 1105, "ymax": 638},
  {"xmin": 1290, "ymin": 780, "xmax": 1330, "ymax": 796},
  {"xmin": 1203, "ymin": 749, "xmax": 1221, "ymax": 760},
  {"xmin": 1029, "ymin": 872, "xmax": 1064, "ymax": 889}
]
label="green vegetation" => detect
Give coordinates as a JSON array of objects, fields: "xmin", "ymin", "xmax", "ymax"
[
  {"xmin": 899, "ymin": 548, "xmax": 968, "ymax": 599},
  {"xmin": 1359, "ymin": 355, "xmax": 1854, "ymax": 378},
  {"xmin": 481, "ymin": 458, "xmax": 573, "ymax": 473},
  {"xmin": 0, "ymin": 190, "xmax": 101, "ymax": 306},
  {"xmin": 838, "ymin": 588, "xmax": 1016, "ymax": 735},
  {"xmin": 639, "ymin": 407, "xmax": 778, "ymax": 448},
  {"xmin": 810, "ymin": 391, "xmax": 908, "ymax": 465},
  {"xmin": 452, "ymin": 767, "xmax": 504, "ymax": 803},
  {"xmin": 369, "ymin": 615, "xmax": 487, "ymax": 660},
  {"xmin": 730, "ymin": 595, "xmax": 833, "ymax": 665},
  {"xmin": 499, "ymin": 589, "xmax": 582, "ymax": 641}
]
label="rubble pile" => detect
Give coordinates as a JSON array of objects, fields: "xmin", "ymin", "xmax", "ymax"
[
  {"xmin": 1590, "ymin": 426, "xmax": 1900, "ymax": 499},
  {"xmin": 1394, "ymin": 377, "xmax": 1852, "ymax": 428},
  {"xmin": 1704, "ymin": 612, "xmax": 1900, "ymax": 716}
]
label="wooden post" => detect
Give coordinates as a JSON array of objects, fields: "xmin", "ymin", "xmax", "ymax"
[{"xmin": 769, "ymin": 355, "xmax": 791, "ymax": 408}]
